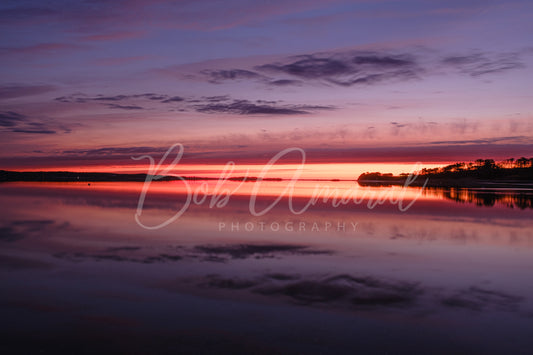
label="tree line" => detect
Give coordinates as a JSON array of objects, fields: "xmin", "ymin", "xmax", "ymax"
[{"xmin": 418, "ymin": 157, "xmax": 533, "ymax": 179}]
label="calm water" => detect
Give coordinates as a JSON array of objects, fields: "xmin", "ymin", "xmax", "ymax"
[{"xmin": 1, "ymin": 181, "xmax": 533, "ymax": 354}]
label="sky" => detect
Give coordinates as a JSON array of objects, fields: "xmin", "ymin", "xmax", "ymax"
[{"xmin": 1, "ymin": 0, "xmax": 532, "ymax": 178}]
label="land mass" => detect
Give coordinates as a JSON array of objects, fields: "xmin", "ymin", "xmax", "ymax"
[
  {"xmin": 0, "ymin": 170, "xmax": 281, "ymax": 182},
  {"xmin": 358, "ymin": 158, "xmax": 533, "ymax": 188}
]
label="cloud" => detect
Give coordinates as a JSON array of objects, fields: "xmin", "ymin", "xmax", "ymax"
[
  {"xmin": 255, "ymin": 51, "xmax": 420, "ymax": 86},
  {"xmin": 352, "ymin": 54, "xmax": 415, "ymax": 66},
  {"xmin": 88, "ymin": 95, "xmax": 129, "ymax": 101},
  {"xmin": 194, "ymin": 99, "xmax": 334, "ymax": 115},
  {"xmin": 202, "ymin": 95, "xmax": 230, "ymax": 102},
  {"xmin": 62, "ymin": 146, "xmax": 168, "ymax": 156},
  {"xmin": 186, "ymin": 48, "xmax": 525, "ymax": 88},
  {"xmin": 54, "ymin": 92, "xmax": 335, "ymax": 115},
  {"xmin": 165, "ymin": 49, "xmax": 425, "ymax": 88},
  {"xmin": 54, "ymin": 93, "xmax": 183, "ymax": 106},
  {"xmin": 0, "ymin": 84, "xmax": 57, "ymax": 99},
  {"xmin": 429, "ymin": 136, "xmax": 528, "ymax": 145},
  {"xmin": 106, "ymin": 104, "xmax": 144, "ymax": 110},
  {"xmin": 258, "ymin": 57, "xmax": 351, "ymax": 78},
  {"xmin": 54, "ymin": 94, "xmax": 86, "ymax": 103},
  {"xmin": 54, "ymin": 93, "xmax": 147, "ymax": 110},
  {"xmin": 195, "ymin": 101, "xmax": 306, "ymax": 115},
  {"xmin": 268, "ymin": 79, "xmax": 303, "ymax": 86},
  {"xmin": 161, "ymin": 96, "xmax": 185, "ymax": 103},
  {"xmin": 0, "ymin": 110, "xmax": 70, "ymax": 134},
  {"xmin": 56, "ymin": 93, "xmax": 172, "ymax": 103},
  {"xmin": 201, "ymin": 69, "xmax": 266, "ymax": 83},
  {"xmin": 442, "ymin": 52, "xmax": 525, "ymax": 77},
  {"xmin": 11, "ymin": 128, "xmax": 56, "ymax": 134},
  {"xmin": 0, "ymin": 111, "xmax": 25, "ymax": 127},
  {"xmin": 54, "ymin": 92, "xmax": 186, "ymax": 111}
]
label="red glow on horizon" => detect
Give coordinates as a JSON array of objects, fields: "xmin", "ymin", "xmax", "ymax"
[{"xmin": 14, "ymin": 162, "xmax": 447, "ymax": 180}]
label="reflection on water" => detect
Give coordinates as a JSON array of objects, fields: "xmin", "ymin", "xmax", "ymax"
[
  {"xmin": 1, "ymin": 181, "xmax": 533, "ymax": 354},
  {"xmin": 424, "ymin": 187, "xmax": 533, "ymax": 209}
]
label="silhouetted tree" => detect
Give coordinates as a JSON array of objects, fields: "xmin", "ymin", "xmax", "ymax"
[{"xmin": 516, "ymin": 157, "xmax": 529, "ymax": 168}]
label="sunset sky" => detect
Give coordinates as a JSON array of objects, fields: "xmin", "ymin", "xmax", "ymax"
[{"xmin": 1, "ymin": 0, "xmax": 532, "ymax": 178}]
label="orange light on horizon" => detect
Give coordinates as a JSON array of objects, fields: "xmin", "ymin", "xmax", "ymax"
[{"xmin": 14, "ymin": 162, "xmax": 446, "ymax": 180}]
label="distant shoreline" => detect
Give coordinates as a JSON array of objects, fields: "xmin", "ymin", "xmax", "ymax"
[{"xmin": 0, "ymin": 170, "xmax": 283, "ymax": 183}]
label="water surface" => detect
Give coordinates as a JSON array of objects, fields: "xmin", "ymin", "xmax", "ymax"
[{"xmin": 1, "ymin": 181, "xmax": 533, "ymax": 354}]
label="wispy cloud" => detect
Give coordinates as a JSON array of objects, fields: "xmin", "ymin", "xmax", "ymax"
[
  {"xmin": 429, "ymin": 136, "xmax": 529, "ymax": 145},
  {"xmin": 194, "ymin": 99, "xmax": 334, "ymax": 115},
  {"xmin": 54, "ymin": 93, "xmax": 175, "ymax": 110},
  {"xmin": 268, "ymin": 79, "xmax": 303, "ymax": 86},
  {"xmin": 106, "ymin": 104, "xmax": 144, "ymax": 110},
  {"xmin": 442, "ymin": 52, "xmax": 524, "ymax": 77},
  {"xmin": 161, "ymin": 96, "xmax": 185, "ymax": 103},
  {"xmin": 55, "ymin": 93, "xmax": 168, "ymax": 103},
  {"xmin": 0, "ymin": 111, "xmax": 25, "ymax": 127},
  {"xmin": 180, "ymin": 49, "xmax": 424, "ymax": 87},
  {"xmin": 180, "ymin": 48, "xmax": 526, "ymax": 88},
  {"xmin": 0, "ymin": 110, "xmax": 71, "ymax": 134},
  {"xmin": 254, "ymin": 51, "xmax": 421, "ymax": 87},
  {"xmin": 63, "ymin": 146, "xmax": 169, "ymax": 156},
  {"xmin": 54, "ymin": 92, "xmax": 335, "ymax": 116},
  {"xmin": 201, "ymin": 69, "xmax": 266, "ymax": 84},
  {"xmin": 187, "ymin": 51, "xmax": 422, "ymax": 87},
  {"xmin": 11, "ymin": 128, "xmax": 56, "ymax": 134}
]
